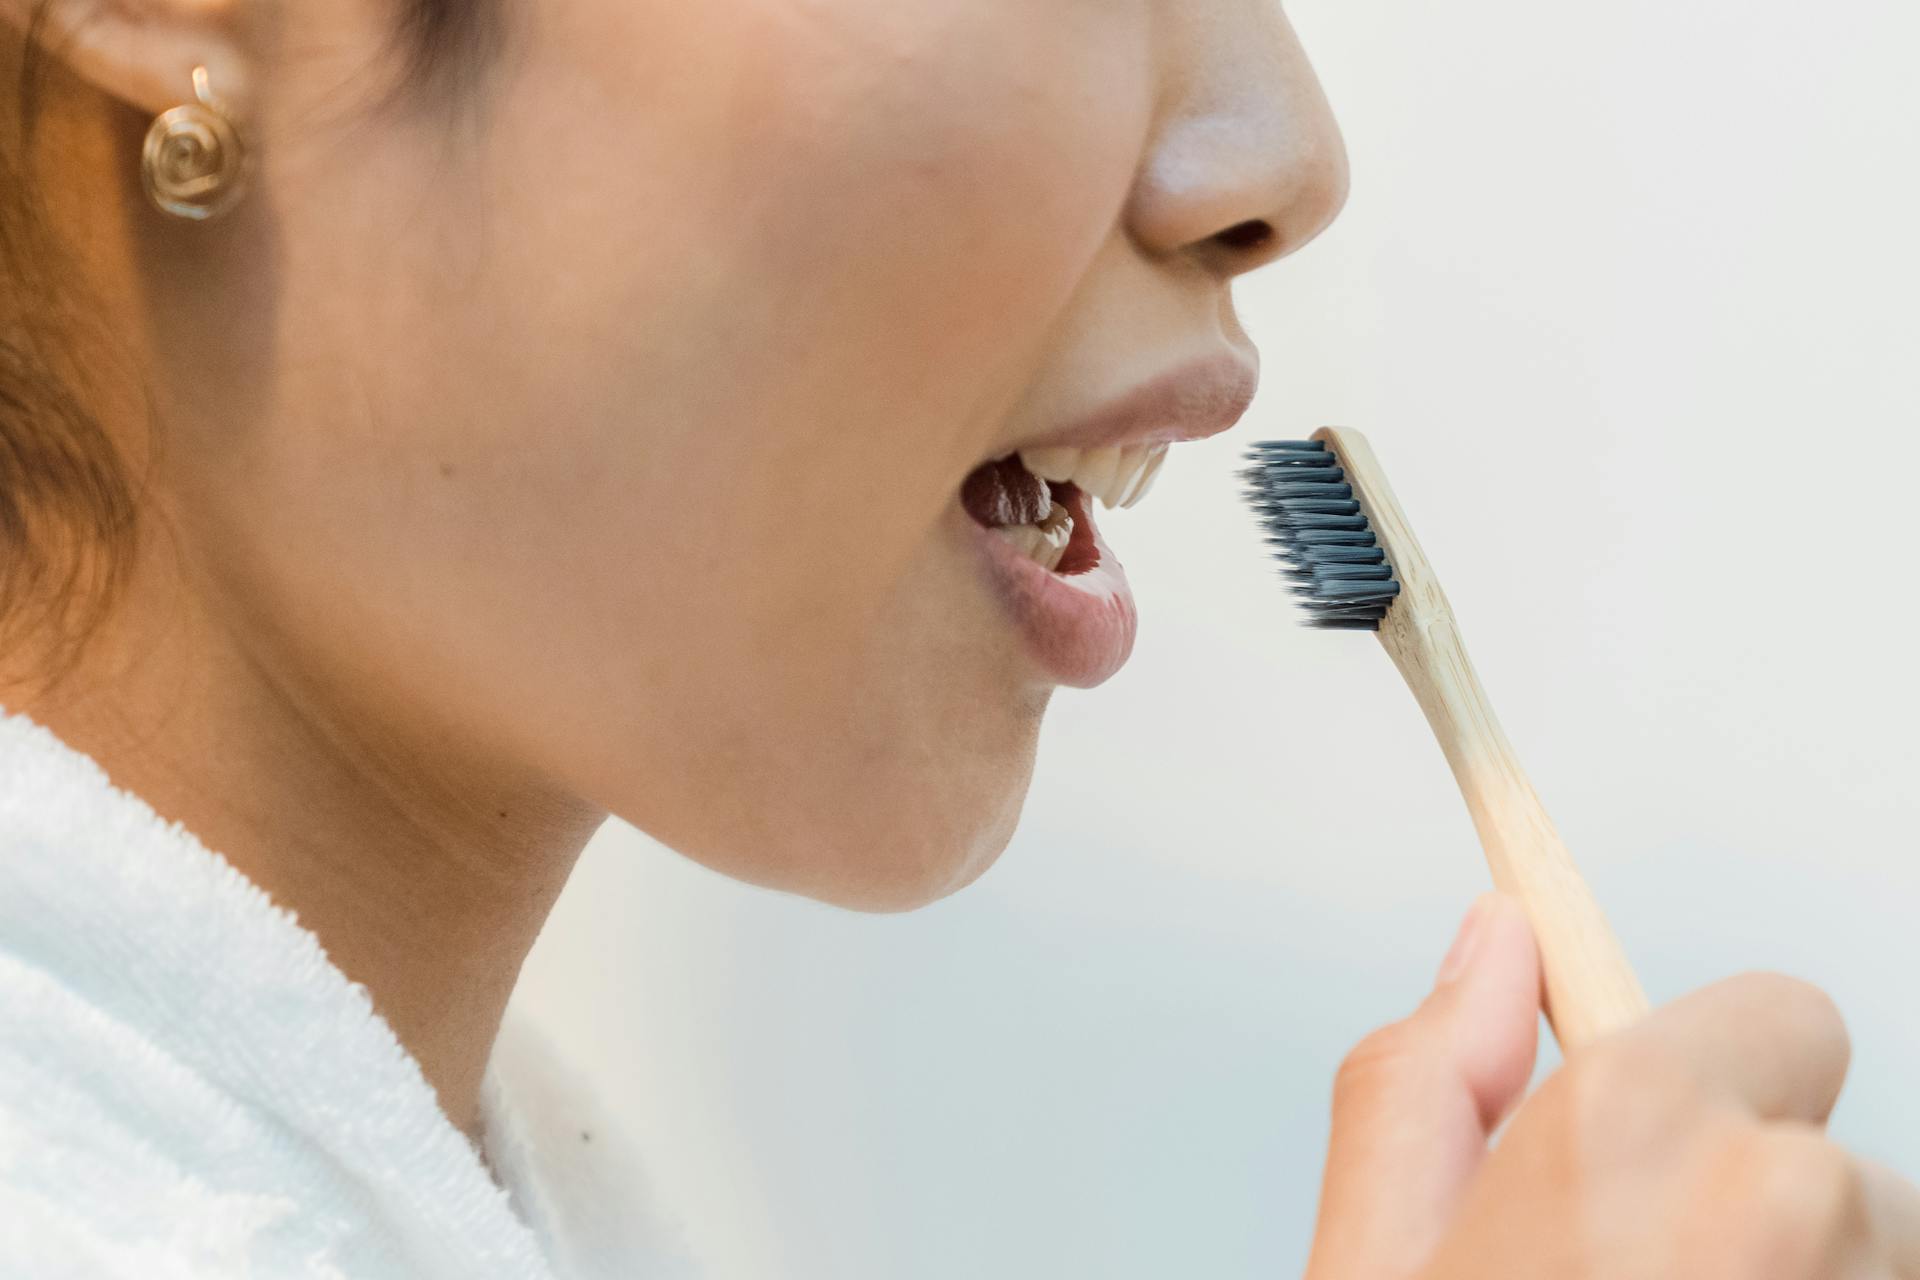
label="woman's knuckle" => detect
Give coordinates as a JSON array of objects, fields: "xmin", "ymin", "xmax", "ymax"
[
  {"xmin": 1768, "ymin": 1137, "xmax": 1857, "ymax": 1227},
  {"xmin": 1717, "ymin": 1129, "xmax": 1863, "ymax": 1272},
  {"xmin": 1332, "ymin": 1019, "xmax": 1420, "ymax": 1100}
]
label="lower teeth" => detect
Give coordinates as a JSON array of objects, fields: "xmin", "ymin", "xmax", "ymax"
[{"xmin": 989, "ymin": 500, "xmax": 1073, "ymax": 572}]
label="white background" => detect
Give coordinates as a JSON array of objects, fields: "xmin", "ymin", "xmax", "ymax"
[{"xmin": 516, "ymin": 1, "xmax": 1920, "ymax": 1274}]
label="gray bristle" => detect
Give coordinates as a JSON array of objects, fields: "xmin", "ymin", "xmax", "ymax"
[{"xmin": 1240, "ymin": 439, "xmax": 1401, "ymax": 631}]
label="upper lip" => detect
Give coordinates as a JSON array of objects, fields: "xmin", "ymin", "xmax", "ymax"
[{"xmin": 1011, "ymin": 352, "xmax": 1260, "ymax": 457}]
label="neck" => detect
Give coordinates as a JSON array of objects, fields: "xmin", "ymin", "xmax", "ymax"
[{"xmin": 10, "ymin": 545, "xmax": 604, "ymax": 1140}]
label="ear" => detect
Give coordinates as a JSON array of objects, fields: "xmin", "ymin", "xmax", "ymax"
[{"xmin": 0, "ymin": 0, "xmax": 251, "ymax": 120}]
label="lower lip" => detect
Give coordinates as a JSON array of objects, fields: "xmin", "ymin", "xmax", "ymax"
[{"xmin": 964, "ymin": 486, "xmax": 1139, "ymax": 688}]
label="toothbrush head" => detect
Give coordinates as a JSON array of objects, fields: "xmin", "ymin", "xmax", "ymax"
[{"xmin": 1239, "ymin": 437, "xmax": 1402, "ymax": 630}]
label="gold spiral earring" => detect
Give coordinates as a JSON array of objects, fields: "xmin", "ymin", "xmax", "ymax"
[{"xmin": 141, "ymin": 66, "xmax": 249, "ymax": 221}]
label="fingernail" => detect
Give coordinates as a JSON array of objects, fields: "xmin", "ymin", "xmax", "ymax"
[{"xmin": 1437, "ymin": 894, "xmax": 1496, "ymax": 985}]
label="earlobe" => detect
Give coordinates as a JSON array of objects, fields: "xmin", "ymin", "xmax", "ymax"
[{"xmin": 0, "ymin": 0, "xmax": 251, "ymax": 121}]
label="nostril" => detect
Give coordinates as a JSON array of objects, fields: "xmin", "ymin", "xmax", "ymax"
[{"xmin": 1213, "ymin": 219, "xmax": 1276, "ymax": 254}]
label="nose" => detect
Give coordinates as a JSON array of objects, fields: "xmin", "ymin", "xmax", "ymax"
[{"xmin": 1127, "ymin": 1, "xmax": 1350, "ymax": 279}]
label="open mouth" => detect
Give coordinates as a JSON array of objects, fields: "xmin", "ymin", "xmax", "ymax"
[
  {"xmin": 952, "ymin": 354, "xmax": 1254, "ymax": 687},
  {"xmin": 958, "ymin": 444, "xmax": 1169, "ymax": 575},
  {"xmin": 957, "ymin": 444, "xmax": 1167, "ymax": 687}
]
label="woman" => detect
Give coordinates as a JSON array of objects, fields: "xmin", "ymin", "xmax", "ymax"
[{"xmin": 1, "ymin": 0, "xmax": 1914, "ymax": 1275}]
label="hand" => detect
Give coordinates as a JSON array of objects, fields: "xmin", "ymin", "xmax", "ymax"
[{"xmin": 1304, "ymin": 893, "xmax": 1920, "ymax": 1279}]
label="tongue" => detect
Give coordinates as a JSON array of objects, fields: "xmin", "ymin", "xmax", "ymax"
[{"xmin": 961, "ymin": 455, "xmax": 1052, "ymax": 527}]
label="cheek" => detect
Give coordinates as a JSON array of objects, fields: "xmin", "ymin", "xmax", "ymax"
[
  {"xmin": 737, "ymin": 2, "xmax": 1152, "ymax": 390},
  {"xmin": 678, "ymin": 1, "xmax": 1155, "ymax": 593},
  {"xmin": 474, "ymin": 1, "xmax": 1154, "ymax": 637}
]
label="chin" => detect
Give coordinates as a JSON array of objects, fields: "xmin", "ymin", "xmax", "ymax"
[
  {"xmin": 752, "ymin": 714, "xmax": 1042, "ymax": 913},
  {"xmin": 635, "ymin": 725, "xmax": 1041, "ymax": 915},
  {"xmin": 801, "ymin": 753, "xmax": 1032, "ymax": 913},
  {"xmin": 614, "ymin": 630, "xmax": 1054, "ymax": 914},
  {"xmin": 839, "ymin": 802, "xmax": 1025, "ymax": 914}
]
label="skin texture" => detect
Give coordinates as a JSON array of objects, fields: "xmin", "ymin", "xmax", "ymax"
[
  {"xmin": 1310, "ymin": 896, "xmax": 1920, "ymax": 1279},
  {"xmin": 5, "ymin": 1, "xmax": 1917, "ymax": 1270},
  {"xmin": 2, "ymin": 0, "xmax": 1345, "ymax": 1135}
]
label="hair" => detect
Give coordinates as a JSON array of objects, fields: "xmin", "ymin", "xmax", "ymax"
[{"xmin": 0, "ymin": 1, "xmax": 492, "ymax": 690}]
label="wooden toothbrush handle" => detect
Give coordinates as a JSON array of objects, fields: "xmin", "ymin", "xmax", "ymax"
[
  {"xmin": 1313, "ymin": 427, "xmax": 1648, "ymax": 1050},
  {"xmin": 1383, "ymin": 611, "xmax": 1649, "ymax": 1049}
]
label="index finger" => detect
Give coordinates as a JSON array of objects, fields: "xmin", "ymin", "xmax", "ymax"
[{"xmin": 1600, "ymin": 972, "xmax": 1851, "ymax": 1124}]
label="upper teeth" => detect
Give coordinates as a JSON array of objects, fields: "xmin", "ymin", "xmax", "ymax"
[{"xmin": 1017, "ymin": 443, "xmax": 1169, "ymax": 510}]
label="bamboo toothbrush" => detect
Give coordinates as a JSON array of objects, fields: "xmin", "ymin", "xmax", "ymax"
[{"xmin": 1240, "ymin": 427, "xmax": 1647, "ymax": 1050}]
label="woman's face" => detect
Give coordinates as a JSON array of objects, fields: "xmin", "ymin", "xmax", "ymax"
[{"xmin": 150, "ymin": 0, "xmax": 1345, "ymax": 908}]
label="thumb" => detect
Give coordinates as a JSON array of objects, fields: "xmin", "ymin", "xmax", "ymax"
[{"xmin": 1303, "ymin": 893, "xmax": 1543, "ymax": 1280}]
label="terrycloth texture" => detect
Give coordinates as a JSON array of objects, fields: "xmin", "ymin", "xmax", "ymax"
[{"xmin": 0, "ymin": 707, "xmax": 695, "ymax": 1278}]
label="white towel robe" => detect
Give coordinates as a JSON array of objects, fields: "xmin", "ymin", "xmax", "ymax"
[{"xmin": 0, "ymin": 709, "xmax": 697, "ymax": 1279}]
